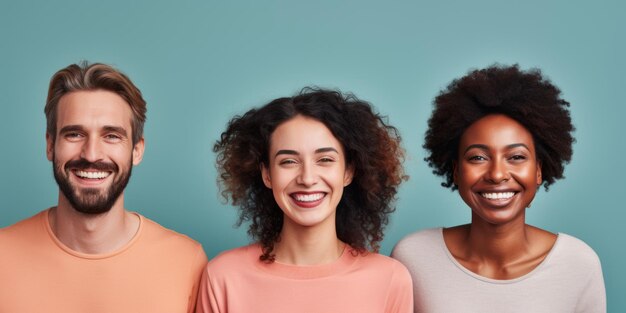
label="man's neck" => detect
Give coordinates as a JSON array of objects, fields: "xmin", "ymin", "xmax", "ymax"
[{"xmin": 49, "ymin": 193, "xmax": 140, "ymax": 254}]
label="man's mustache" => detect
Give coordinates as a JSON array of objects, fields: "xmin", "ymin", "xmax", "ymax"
[{"xmin": 65, "ymin": 158, "xmax": 118, "ymax": 172}]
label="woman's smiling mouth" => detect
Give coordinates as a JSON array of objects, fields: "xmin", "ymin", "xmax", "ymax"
[
  {"xmin": 480, "ymin": 191, "xmax": 516, "ymax": 200},
  {"xmin": 290, "ymin": 192, "xmax": 327, "ymax": 208}
]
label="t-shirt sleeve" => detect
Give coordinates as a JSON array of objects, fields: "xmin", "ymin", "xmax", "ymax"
[
  {"xmin": 390, "ymin": 238, "xmax": 411, "ymax": 265},
  {"xmin": 575, "ymin": 257, "xmax": 606, "ymax": 313},
  {"xmin": 188, "ymin": 246, "xmax": 209, "ymax": 313},
  {"xmin": 385, "ymin": 262, "xmax": 414, "ymax": 313},
  {"xmin": 195, "ymin": 265, "xmax": 221, "ymax": 313}
]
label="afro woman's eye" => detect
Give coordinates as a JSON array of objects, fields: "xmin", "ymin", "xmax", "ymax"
[
  {"xmin": 508, "ymin": 154, "xmax": 528, "ymax": 162},
  {"xmin": 467, "ymin": 155, "xmax": 487, "ymax": 162}
]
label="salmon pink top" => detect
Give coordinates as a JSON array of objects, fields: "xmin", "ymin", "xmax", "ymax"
[
  {"xmin": 196, "ymin": 244, "xmax": 413, "ymax": 313},
  {"xmin": 0, "ymin": 209, "xmax": 207, "ymax": 313}
]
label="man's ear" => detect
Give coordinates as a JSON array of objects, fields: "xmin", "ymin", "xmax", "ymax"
[
  {"xmin": 261, "ymin": 164, "xmax": 272, "ymax": 189},
  {"xmin": 132, "ymin": 137, "xmax": 145, "ymax": 166},
  {"xmin": 46, "ymin": 133, "xmax": 54, "ymax": 161}
]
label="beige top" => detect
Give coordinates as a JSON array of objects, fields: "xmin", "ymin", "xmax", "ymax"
[
  {"xmin": 392, "ymin": 228, "xmax": 606, "ymax": 313},
  {"xmin": 0, "ymin": 209, "xmax": 208, "ymax": 313}
]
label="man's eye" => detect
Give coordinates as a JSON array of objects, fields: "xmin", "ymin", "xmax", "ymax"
[
  {"xmin": 105, "ymin": 134, "xmax": 122, "ymax": 140},
  {"xmin": 65, "ymin": 132, "xmax": 83, "ymax": 139}
]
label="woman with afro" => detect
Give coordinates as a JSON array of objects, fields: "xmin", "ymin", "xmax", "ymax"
[
  {"xmin": 392, "ymin": 64, "xmax": 605, "ymax": 313},
  {"xmin": 197, "ymin": 88, "xmax": 412, "ymax": 313}
]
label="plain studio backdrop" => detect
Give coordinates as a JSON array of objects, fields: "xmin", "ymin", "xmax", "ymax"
[{"xmin": 1, "ymin": 0, "xmax": 623, "ymax": 310}]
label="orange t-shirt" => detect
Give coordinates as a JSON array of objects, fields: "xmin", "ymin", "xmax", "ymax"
[
  {"xmin": 0, "ymin": 209, "xmax": 208, "ymax": 313},
  {"xmin": 196, "ymin": 244, "xmax": 413, "ymax": 313}
]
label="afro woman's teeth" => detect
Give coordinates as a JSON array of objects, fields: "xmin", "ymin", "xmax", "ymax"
[
  {"xmin": 481, "ymin": 192, "xmax": 515, "ymax": 200},
  {"xmin": 75, "ymin": 170, "xmax": 110, "ymax": 179},
  {"xmin": 292, "ymin": 193, "xmax": 325, "ymax": 202}
]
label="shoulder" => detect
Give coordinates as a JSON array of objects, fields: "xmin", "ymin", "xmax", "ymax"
[
  {"xmin": 391, "ymin": 227, "xmax": 442, "ymax": 258},
  {"xmin": 206, "ymin": 244, "xmax": 257, "ymax": 273},
  {"xmin": 548, "ymin": 233, "xmax": 606, "ymax": 310},
  {"xmin": 357, "ymin": 252, "xmax": 413, "ymax": 284},
  {"xmin": 201, "ymin": 244, "xmax": 258, "ymax": 287},
  {"xmin": 138, "ymin": 215, "xmax": 206, "ymax": 260},
  {"xmin": 0, "ymin": 211, "xmax": 46, "ymax": 245},
  {"xmin": 358, "ymin": 253, "xmax": 413, "ymax": 307},
  {"xmin": 361, "ymin": 252, "xmax": 408, "ymax": 269},
  {"xmin": 393, "ymin": 227, "xmax": 442, "ymax": 248},
  {"xmin": 552, "ymin": 233, "xmax": 602, "ymax": 269}
]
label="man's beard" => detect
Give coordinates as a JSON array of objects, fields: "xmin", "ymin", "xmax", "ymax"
[{"xmin": 52, "ymin": 156, "xmax": 132, "ymax": 215}]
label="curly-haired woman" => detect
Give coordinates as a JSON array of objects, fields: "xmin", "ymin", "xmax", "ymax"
[
  {"xmin": 197, "ymin": 88, "xmax": 412, "ymax": 313},
  {"xmin": 392, "ymin": 64, "xmax": 606, "ymax": 313}
]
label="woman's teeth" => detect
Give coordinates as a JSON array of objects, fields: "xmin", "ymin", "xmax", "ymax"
[
  {"xmin": 481, "ymin": 192, "xmax": 515, "ymax": 200},
  {"xmin": 293, "ymin": 193, "xmax": 324, "ymax": 202}
]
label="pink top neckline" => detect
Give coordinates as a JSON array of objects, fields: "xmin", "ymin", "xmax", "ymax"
[{"xmin": 248, "ymin": 244, "xmax": 360, "ymax": 280}]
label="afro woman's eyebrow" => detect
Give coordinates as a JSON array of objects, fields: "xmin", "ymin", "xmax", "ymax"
[
  {"xmin": 463, "ymin": 144, "xmax": 489, "ymax": 154},
  {"xmin": 463, "ymin": 143, "xmax": 530, "ymax": 154},
  {"xmin": 506, "ymin": 143, "xmax": 530, "ymax": 150}
]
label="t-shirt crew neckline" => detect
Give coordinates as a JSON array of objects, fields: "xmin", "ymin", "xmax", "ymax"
[
  {"xmin": 437, "ymin": 227, "xmax": 561, "ymax": 284},
  {"xmin": 249, "ymin": 244, "xmax": 360, "ymax": 280},
  {"xmin": 42, "ymin": 208, "xmax": 144, "ymax": 260}
]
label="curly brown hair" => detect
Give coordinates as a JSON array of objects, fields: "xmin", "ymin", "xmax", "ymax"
[
  {"xmin": 215, "ymin": 88, "xmax": 406, "ymax": 262},
  {"xmin": 424, "ymin": 64, "xmax": 575, "ymax": 191}
]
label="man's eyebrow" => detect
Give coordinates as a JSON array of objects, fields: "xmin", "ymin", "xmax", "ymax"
[
  {"xmin": 59, "ymin": 125, "xmax": 84, "ymax": 133},
  {"xmin": 58, "ymin": 125, "xmax": 128, "ymax": 138}
]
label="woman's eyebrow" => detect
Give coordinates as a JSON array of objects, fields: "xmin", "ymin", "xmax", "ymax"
[
  {"xmin": 463, "ymin": 143, "xmax": 530, "ymax": 154},
  {"xmin": 506, "ymin": 143, "xmax": 530, "ymax": 150},
  {"xmin": 275, "ymin": 149, "xmax": 298, "ymax": 156},
  {"xmin": 275, "ymin": 147, "xmax": 339, "ymax": 157},
  {"xmin": 315, "ymin": 147, "xmax": 338, "ymax": 154},
  {"xmin": 463, "ymin": 144, "xmax": 488, "ymax": 154}
]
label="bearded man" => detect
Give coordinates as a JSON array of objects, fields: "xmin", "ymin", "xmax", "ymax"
[{"xmin": 0, "ymin": 62, "xmax": 207, "ymax": 313}]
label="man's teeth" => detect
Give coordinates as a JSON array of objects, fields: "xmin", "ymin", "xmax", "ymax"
[
  {"xmin": 481, "ymin": 192, "xmax": 515, "ymax": 200},
  {"xmin": 75, "ymin": 170, "xmax": 110, "ymax": 179},
  {"xmin": 293, "ymin": 193, "xmax": 324, "ymax": 202}
]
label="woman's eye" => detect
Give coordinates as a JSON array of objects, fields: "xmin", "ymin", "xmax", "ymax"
[
  {"xmin": 468, "ymin": 155, "xmax": 487, "ymax": 162},
  {"xmin": 509, "ymin": 154, "xmax": 527, "ymax": 161},
  {"xmin": 279, "ymin": 159, "xmax": 297, "ymax": 165},
  {"xmin": 319, "ymin": 157, "xmax": 335, "ymax": 163}
]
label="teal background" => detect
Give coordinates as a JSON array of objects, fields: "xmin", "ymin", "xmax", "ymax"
[{"xmin": 1, "ymin": 0, "xmax": 624, "ymax": 310}]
